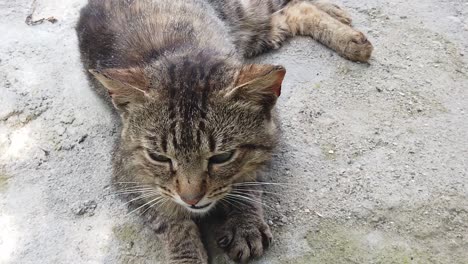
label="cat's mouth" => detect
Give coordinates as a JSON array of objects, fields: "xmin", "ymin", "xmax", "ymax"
[
  {"xmin": 184, "ymin": 202, "xmax": 215, "ymax": 214},
  {"xmin": 190, "ymin": 203, "xmax": 212, "ymax": 210}
]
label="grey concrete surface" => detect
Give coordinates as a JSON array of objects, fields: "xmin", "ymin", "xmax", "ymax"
[{"xmin": 1, "ymin": 0, "xmax": 467, "ymax": 263}]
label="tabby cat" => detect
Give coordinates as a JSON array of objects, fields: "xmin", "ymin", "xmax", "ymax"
[{"xmin": 76, "ymin": 0, "xmax": 372, "ymax": 263}]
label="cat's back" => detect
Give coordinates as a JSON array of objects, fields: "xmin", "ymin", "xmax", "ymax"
[{"xmin": 77, "ymin": 0, "xmax": 234, "ymax": 70}]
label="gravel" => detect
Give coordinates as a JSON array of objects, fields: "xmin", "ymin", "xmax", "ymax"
[{"xmin": 1, "ymin": 0, "xmax": 467, "ymax": 263}]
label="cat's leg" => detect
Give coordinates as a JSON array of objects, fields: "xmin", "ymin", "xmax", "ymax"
[
  {"xmin": 145, "ymin": 214, "xmax": 208, "ymax": 264},
  {"xmin": 215, "ymin": 189, "xmax": 272, "ymax": 263},
  {"xmin": 272, "ymin": 0, "xmax": 373, "ymax": 62},
  {"xmin": 312, "ymin": 0, "xmax": 352, "ymax": 25}
]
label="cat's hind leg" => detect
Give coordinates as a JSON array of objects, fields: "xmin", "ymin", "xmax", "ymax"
[
  {"xmin": 271, "ymin": 0, "xmax": 373, "ymax": 62},
  {"xmin": 312, "ymin": 0, "xmax": 352, "ymax": 25}
]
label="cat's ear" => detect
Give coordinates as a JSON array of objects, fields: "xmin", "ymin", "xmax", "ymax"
[
  {"xmin": 227, "ymin": 64, "xmax": 286, "ymax": 108},
  {"xmin": 88, "ymin": 67, "xmax": 150, "ymax": 110}
]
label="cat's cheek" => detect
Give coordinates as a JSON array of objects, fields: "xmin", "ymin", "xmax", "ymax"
[{"xmin": 210, "ymin": 164, "xmax": 242, "ymax": 181}]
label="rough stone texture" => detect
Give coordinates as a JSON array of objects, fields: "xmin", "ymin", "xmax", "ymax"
[{"xmin": 0, "ymin": 0, "xmax": 467, "ymax": 263}]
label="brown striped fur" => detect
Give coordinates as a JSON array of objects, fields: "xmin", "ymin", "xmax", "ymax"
[{"xmin": 77, "ymin": 0, "xmax": 372, "ymax": 263}]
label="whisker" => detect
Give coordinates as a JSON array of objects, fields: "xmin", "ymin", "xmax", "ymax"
[
  {"xmin": 226, "ymin": 193, "xmax": 277, "ymax": 211},
  {"xmin": 122, "ymin": 192, "xmax": 159, "ymax": 206},
  {"xmin": 138, "ymin": 197, "xmax": 167, "ymax": 216},
  {"xmin": 225, "ymin": 196, "xmax": 278, "ymax": 214},
  {"xmin": 126, "ymin": 197, "xmax": 163, "ymax": 216},
  {"xmin": 105, "ymin": 191, "xmax": 152, "ymax": 197},
  {"xmin": 220, "ymin": 198, "xmax": 243, "ymax": 211},
  {"xmin": 112, "ymin": 188, "xmax": 155, "ymax": 195},
  {"xmin": 111, "ymin": 191, "xmax": 154, "ymax": 196},
  {"xmin": 232, "ymin": 182, "xmax": 303, "ymax": 187},
  {"xmin": 114, "ymin": 186, "xmax": 153, "ymax": 191},
  {"xmin": 231, "ymin": 188, "xmax": 285, "ymax": 196},
  {"xmin": 228, "ymin": 192, "xmax": 282, "ymax": 208},
  {"xmin": 225, "ymin": 194, "xmax": 286, "ymax": 218}
]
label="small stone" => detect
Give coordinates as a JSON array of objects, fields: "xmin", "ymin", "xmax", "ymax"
[
  {"xmin": 127, "ymin": 241, "xmax": 134, "ymax": 249},
  {"xmin": 370, "ymin": 216, "xmax": 383, "ymax": 223},
  {"xmin": 86, "ymin": 226, "xmax": 92, "ymax": 231},
  {"xmin": 78, "ymin": 134, "xmax": 88, "ymax": 144},
  {"xmin": 328, "ymin": 150, "xmax": 334, "ymax": 154},
  {"xmin": 304, "ymin": 208, "xmax": 310, "ymax": 213},
  {"xmin": 56, "ymin": 126, "xmax": 66, "ymax": 136},
  {"xmin": 73, "ymin": 200, "xmax": 97, "ymax": 216},
  {"xmin": 60, "ymin": 115, "xmax": 75, "ymax": 124},
  {"xmin": 268, "ymin": 220, "xmax": 274, "ymax": 226}
]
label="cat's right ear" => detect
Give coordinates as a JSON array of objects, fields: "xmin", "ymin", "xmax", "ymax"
[
  {"xmin": 224, "ymin": 64, "xmax": 286, "ymax": 110},
  {"xmin": 89, "ymin": 68, "xmax": 150, "ymax": 110}
]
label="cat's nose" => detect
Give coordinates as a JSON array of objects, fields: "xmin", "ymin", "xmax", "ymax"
[{"xmin": 180, "ymin": 192, "xmax": 205, "ymax": 206}]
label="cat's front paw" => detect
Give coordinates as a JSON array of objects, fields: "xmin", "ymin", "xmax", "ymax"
[
  {"xmin": 343, "ymin": 31, "xmax": 373, "ymax": 62},
  {"xmin": 216, "ymin": 216, "xmax": 272, "ymax": 263}
]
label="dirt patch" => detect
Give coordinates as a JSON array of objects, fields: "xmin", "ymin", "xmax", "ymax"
[
  {"xmin": 0, "ymin": 170, "xmax": 9, "ymax": 192},
  {"xmin": 282, "ymin": 195, "xmax": 468, "ymax": 264}
]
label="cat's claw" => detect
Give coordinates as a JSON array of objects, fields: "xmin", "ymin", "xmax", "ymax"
[{"xmin": 216, "ymin": 216, "xmax": 272, "ymax": 263}]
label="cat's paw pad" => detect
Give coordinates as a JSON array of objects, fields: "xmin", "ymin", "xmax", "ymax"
[
  {"xmin": 216, "ymin": 218, "xmax": 272, "ymax": 263},
  {"xmin": 344, "ymin": 31, "xmax": 373, "ymax": 62}
]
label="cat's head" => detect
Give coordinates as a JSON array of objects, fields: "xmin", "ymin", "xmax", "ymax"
[{"xmin": 90, "ymin": 56, "xmax": 285, "ymax": 215}]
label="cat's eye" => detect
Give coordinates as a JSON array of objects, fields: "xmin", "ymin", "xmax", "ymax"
[
  {"xmin": 209, "ymin": 150, "xmax": 235, "ymax": 165},
  {"xmin": 147, "ymin": 151, "xmax": 172, "ymax": 164}
]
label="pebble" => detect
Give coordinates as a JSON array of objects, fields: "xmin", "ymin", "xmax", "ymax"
[
  {"xmin": 56, "ymin": 126, "xmax": 66, "ymax": 136},
  {"xmin": 72, "ymin": 200, "xmax": 97, "ymax": 216},
  {"xmin": 127, "ymin": 241, "xmax": 134, "ymax": 249},
  {"xmin": 78, "ymin": 134, "xmax": 88, "ymax": 144}
]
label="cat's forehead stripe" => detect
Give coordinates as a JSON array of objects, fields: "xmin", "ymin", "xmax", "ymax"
[{"xmin": 160, "ymin": 58, "xmax": 227, "ymax": 153}]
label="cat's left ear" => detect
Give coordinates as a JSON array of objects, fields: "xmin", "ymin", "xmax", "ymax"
[{"xmin": 226, "ymin": 64, "xmax": 286, "ymax": 108}]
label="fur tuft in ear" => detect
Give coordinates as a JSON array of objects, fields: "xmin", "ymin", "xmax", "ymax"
[
  {"xmin": 89, "ymin": 67, "xmax": 150, "ymax": 110},
  {"xmin": 227, "ymin": 64, "xmax": 286, "ymax": 108}
]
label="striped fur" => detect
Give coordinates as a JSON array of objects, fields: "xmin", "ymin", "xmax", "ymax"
[{"xmin": 77, "ymin": 0, "xmax": 372, "ymax": 263}]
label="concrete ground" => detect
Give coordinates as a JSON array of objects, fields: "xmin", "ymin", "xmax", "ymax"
[{"xmin": 1, "ymin": 0, "xmax": 467, "ymax": 263}]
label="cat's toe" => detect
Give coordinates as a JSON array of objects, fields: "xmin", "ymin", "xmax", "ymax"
[
  {"xmin": 314, "ymin": 1, "xmax": 353, "ymax": 25},
  {"xmin": 332, "ymin": 11, "xmax": 352, "ymax": 25},
  {"xmin": 216, "ymin": 218, "xmax": 272, "ymax": 263},
  {"xmin": 343, "ymin": 31, "xmax": 373, "ymax": 62},
  {"xmin": 326, "ymin": 4, "xmax": 353, "ymax": 25}
]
